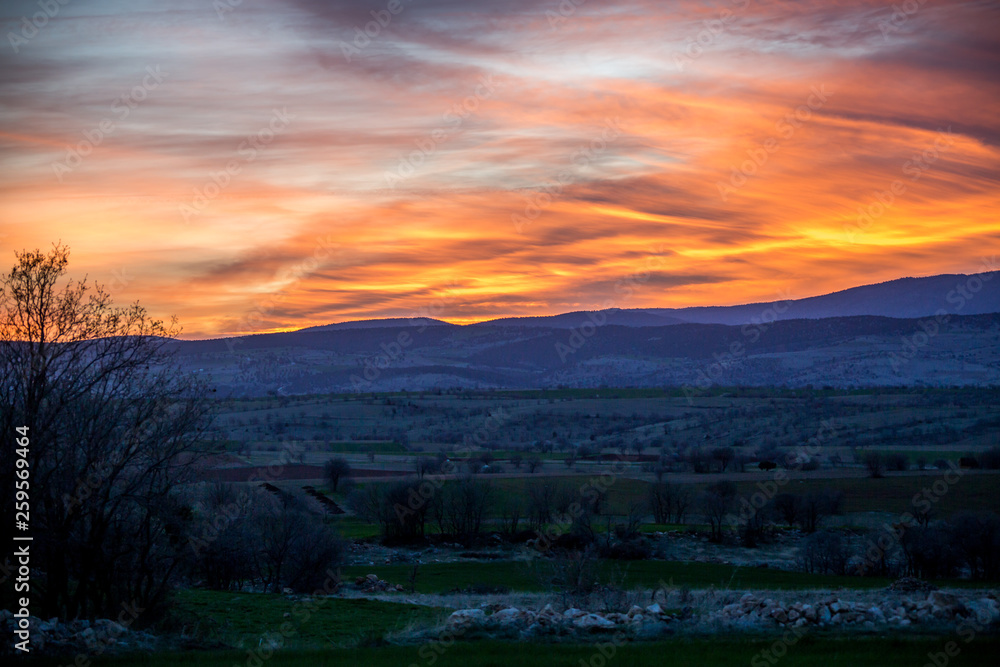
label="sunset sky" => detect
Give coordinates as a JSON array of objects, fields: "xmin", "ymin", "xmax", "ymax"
[{"xmin": 1, "ymin": 0, "xmax": 998, "ymax": 339}]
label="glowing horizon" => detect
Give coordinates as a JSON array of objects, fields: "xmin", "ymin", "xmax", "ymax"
[{"xmin": 2, "ymin": 0, "xmax": 998, "ymax": 339}]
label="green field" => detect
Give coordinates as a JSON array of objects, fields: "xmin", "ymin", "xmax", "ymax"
[
  {"xmin": 23, "ymin": 638, "xmax": 1000, "ymax": 666},
  {"xmin": 485, "ymin": 472, "xmax": 1000, "ymax": 518},
  {"xmin": 341, "ymin": 559, "xmax": 955, "ymax": 593},
  {"xmin": 165, "ymin": 589, "xmax": 444, "ymax": 649},
  {"xmin": 324, "ymin": 440, "xmax": 406, "ymax": 454}
]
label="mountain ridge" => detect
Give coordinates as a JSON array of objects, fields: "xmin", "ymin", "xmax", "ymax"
[{"xmin": 280, "ymin": 270, "xmax": 999, "ymax": 334}]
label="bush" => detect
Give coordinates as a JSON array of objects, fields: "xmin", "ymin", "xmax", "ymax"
[
  {"xmin": 600, "ymin": 538, "xmax": 653, "ymax": 560},
  {"xmin": 885, "ymin": 452, "xmax": 909, "ymax": 472},
  {"xmin": 324, "ymin": 457, "xmax": 353, "ymax": 492},
  {"xmin": 862, "ymin": 452, "xmax": 885, "ymax": 478},
  {"xmin": 797, "ymin": 530, "xmax": 849, "ymax": 575},
  {"xmin": 979, "ymin": 447, "xmax": 1000, "ymax": 470},
  {"xmin": 900, "ymin": 525, "xmax": 961, "ymax": 580}
]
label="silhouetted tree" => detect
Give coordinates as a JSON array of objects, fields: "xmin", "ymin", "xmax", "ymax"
[
  {"xmin": 0, "ymin": 243, "xmax": 210, "ymax": 620},
  {"xmin": 324, "ymin": 457, "xmax": 353, "ymax": 491}
]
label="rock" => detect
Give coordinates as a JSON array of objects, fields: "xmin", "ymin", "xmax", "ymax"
[
  {"xmin": 968, "ymin": 598, "xmax": 1000, "ymax": 624},
  {"xmin": 887, "ymin": 577, "xmax": 937, "ymax": 593},
  {"xmin": 804, "ymin": 606, "xmax": 818, "ymax": 622},
  {"xmin": 787, "ymin": 609, "xmax": 800, "ymax": 622},
  {"xmin": 537, "ymin": 604, "xmax": 561, "ymax": 624},
  {"xmin": 78, "ymin": 627, "xmax": 97, "ymax": 648},
  {"xmin": 574, "ymin": 614, "xmax": 616, "ymax": 631},
  {"xmin": 645, "ymin": 603, "xmax": 663, "ymax": 616},
  {"xmin": 627, "ymin": 605, "xmax": 645, "ymax": 618},
  {"xmin": 867, "ymin": 607, "xmax": 885, "ymax": 623},
  {"xmin": 818, "ymin": 606, "xmax": 832, "ymax": 623},
  {"xmin": 770, "ymin": 608, "xmax": 788, "ymax": 624},
  {"xmin": 492, "ymin": 608, "xmax": 523, "ymax": 626},
  {"xmin": 564, "ymin": 608, "xmax": 587, "ymax": 620},
  {"xmin": 928, "ymin": 591, "xmax": 965, "ymax": 618},
  {"xmin": 447, "ymin": 609, "xmax": 486, "ymax": 628}
]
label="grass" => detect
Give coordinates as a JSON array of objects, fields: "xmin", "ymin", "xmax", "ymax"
[
  {"xmin": 324, "ymin": 440, "xmax": 406, "ymax": 454},
  {"xmin": 749, "ymin": 474, "xmax": 1000, "ymax": 516},
  {"xmin": 331, "ymin": 515, "xmax": 382, "ymax": 539},
  {"xmin": 165, "ymin": 588, "xmax": 444, "ymax": 649},
  {"xmin": 23, "ymin": 637, "xmax": 1000, "ymax": 666},
  {"xmin": 341, "ymin": 559, "xmax": 913, "ymax": 593}
]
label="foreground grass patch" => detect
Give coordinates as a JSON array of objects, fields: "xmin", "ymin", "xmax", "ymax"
[
  {"xmin": 342, "ymin": 559, "xmax": 913, "ymax": 593},
  {"xmin": 166, "ymin": 589, "xmax": 444, "ymax": 649},
  {"xmin": 25, "ymin": 637, "xmax": 1000, "ymax": 666}
]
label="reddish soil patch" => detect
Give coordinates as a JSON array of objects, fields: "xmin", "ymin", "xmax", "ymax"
[{"xmin": 194, "ymin": 465, "xmax": 406, "ymax": 482}]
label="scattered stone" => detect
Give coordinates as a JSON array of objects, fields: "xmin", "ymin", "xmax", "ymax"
[
  {"xmin": 447, "ymin": 609, "xmax": 486, "ymax": 628},
  {"xmin": 574, "ymin": 614, "xmax": 616, "ymax": 631},
  {"xmin": 887, "ymin": 577, "xmax": 937, "ymax": 593}
]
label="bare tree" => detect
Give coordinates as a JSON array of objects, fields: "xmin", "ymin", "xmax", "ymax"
[
  {"xmin": 324, "ymin": 457, "xmax": 353, "ymax": 492},
  {"xmin": 0, "ymin": 244, "xmax": 209, "ymax": 620},
  {"xmin": 711, "ymin": 446, "xmax": 735, "ymax": 472},
  {"xmin": 800, "ymin": 491, "xmax": 842, "ymax": 533},
  {"xmin": 700, "ymin": 481, "xmax": 736, "ymax": 542},
  {"xmin": 863, "ymin": 451, "xmax": 885, "ymax": 478},
  {"xmin": 773, "ymin": 493, "xmax": 801, "ymax": 528}
]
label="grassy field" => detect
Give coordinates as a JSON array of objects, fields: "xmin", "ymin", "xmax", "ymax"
[
  {"xmin": 24, "ymin": 637, "xmax": 1000, "ymax": 666},
  {"xmin": 324, "ymin": 440, "xmax": 406, "ymax": 454},
  {"xmin": 165, "ymin": 589, "xmax": 444, "ymax": 649},
  {"xmin": 208, "ymin": 387, "xmax": 1000, "ymax": 458},
  {"xmin": 485, "ymin": 472, "xmax": 1000, "ymax": 517},
  {"xmin": 331, "ymin": 515, "xmax": 383, "ymax": 539},
  {"xmin": 340, "ymin": 559, "xmax": 932, "ymax": 593}
]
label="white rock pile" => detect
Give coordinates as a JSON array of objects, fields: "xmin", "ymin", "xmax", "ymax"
[
  {"xmin": 715, "ymin": 591, "xmax": 1000, "ymax": 630},
  {"xmin": 445, "ymin": 602, "xmax": 684, "ymax": 638},
  {"xmin": 355, "ymin": 573, "xmax": 406, "ymax": 592},
  {"xmin": 0, "ymin": 610, "xmax": 156, "ymax": 656}
]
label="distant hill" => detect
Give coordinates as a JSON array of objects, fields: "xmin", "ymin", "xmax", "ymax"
[
  {"xmin": 299, "ymin": 317, "xmax": 454, "ymax": 332},
  {"xmin": 642, "ymin": 272, "xmax": 1000, "ymax": 326},
  {"xmin": 170, "ymin": 271, "xmax": 1000, "ymax": 396},
  {"xmin": 295, "ymin": 272, "xmax": 1000, "ymax": 332},
  {"xmin": 476, "ymin": 309, "xmax": 687, "ymax": 329}
]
